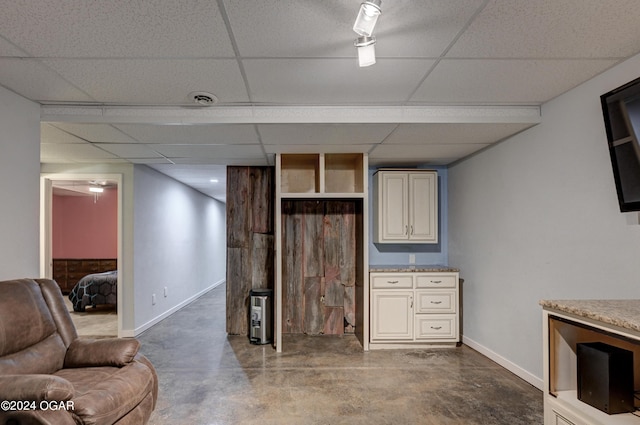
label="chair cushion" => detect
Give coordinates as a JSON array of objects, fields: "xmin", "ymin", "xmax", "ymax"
[
  {"xmin": 64, "ymin": 338, "xmax": 140, "ymax": 368},
  {"xmin": 55, "ymin": 361, "xmax": 155, "ymax": 425}
]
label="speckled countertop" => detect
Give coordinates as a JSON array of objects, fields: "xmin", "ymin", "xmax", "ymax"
[
  {"xmin": 540, "ymin": 299, "xmax": 640, "ymax": 333},
  {"xmin": 370, "ymin": 265, "xmax": 459, "ymax": 273}
]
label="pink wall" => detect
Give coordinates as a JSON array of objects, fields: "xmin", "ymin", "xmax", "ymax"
[{"xmin": 53, "ymin": 188, "xmax": 117, "ymax": 258}]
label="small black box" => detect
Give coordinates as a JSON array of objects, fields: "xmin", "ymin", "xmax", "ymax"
[{"xmin": 577, "ymin": 342, "xmax": 634, "ymax": 414}]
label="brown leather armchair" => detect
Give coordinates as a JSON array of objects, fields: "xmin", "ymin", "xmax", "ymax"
[{"xmin": 0, "ymin": 278, "xmax": 158, "ymax": 425}]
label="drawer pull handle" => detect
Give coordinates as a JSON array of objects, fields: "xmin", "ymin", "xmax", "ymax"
[
  {"xmin": 431, "ymin": 280, "xmax": 442, "ymax": 284},
  {"xmin": 430, "ymin": 301, "xmax": 442, "ymax": 304},
  {"xmin": 430, "ymin": 326, "xmax": 442, "ymax": 330},
  {"xmin": 387, "ymin": 280, "xmax": 399, "ymax": 284}
]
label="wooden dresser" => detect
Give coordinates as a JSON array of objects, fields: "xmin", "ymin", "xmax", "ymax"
[{"xmin": 53, "ymin": 258, "xmax": 117, "ymax": 294}]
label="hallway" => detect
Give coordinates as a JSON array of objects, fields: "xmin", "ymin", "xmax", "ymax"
[{"xmin": 138, "ymin": 284, "xmax": 542, "ymax": 425}]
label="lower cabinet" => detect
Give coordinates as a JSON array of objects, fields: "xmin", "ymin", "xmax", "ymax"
[{"xmin": 370, "ymin": 270, "xmax": 459, "ymax": 348}]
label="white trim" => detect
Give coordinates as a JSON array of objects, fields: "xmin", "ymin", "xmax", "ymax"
[
  {"xmin": 462, "ymin": 335, "xmax": 544, "ymax": 390},
  {"xmin": 132, "ymin": 279, "xmax": 225, "ymax": 336},
  {"xmin": 41, "ymin": 105, "xmax": 541, "ymax": 125}
]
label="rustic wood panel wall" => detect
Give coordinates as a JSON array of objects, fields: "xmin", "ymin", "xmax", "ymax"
[
  {"xmin": 282, "ymin": 200, "xmax": 356, "ymax": 335},
  {"xmin": 226, "ymin": 166, "xmax": 274, "ymax": 335}
]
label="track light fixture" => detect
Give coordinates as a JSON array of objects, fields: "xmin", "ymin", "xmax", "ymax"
[
  {"xmin": 355, "ymin": 36, "xmax": 376, "ymax": 67},
  {"xmin": 353, "ymin": 0, "xmax": 381, "ymax": 67},
  {"xmin": 353, "ymin": 0, "xmax": 382, "ymax": 37}
]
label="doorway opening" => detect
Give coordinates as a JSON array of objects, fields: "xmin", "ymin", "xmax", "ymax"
[{"xmin": 40, "ymin": 173, "xmax": 123, "ymax": 337}]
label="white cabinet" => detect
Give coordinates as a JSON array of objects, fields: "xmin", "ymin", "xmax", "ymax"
[
  {"xmin": 370, "ymin": 270, "xmax": 459, "ymax": 348},
  {"xmin": 373, "ymin": 170, "xmax": 438, "ymax": 244},
  {"xmin": 371, "ymin": 291, "xmax": 413, "ymax": 340}
]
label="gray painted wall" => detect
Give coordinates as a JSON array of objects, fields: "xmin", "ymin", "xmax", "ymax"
[
  {"xmin": 449, "ymin": 52, "xmax": 640, "ymax": 384},
  {"xmin": 0, "ymin": 86, "xmax": 40, "ymax": 280},
  {"xmin": 132, "ymin": 165, "xmax": 226, "ymax": 333}
]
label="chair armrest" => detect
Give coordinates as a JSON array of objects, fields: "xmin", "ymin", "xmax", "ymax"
[
  {"xmin": 64, "ymin": 338, "xmax": 140, "ymax": 368},
  {"xmin": 0, "ymin": 374, "xmax": 74, "ymax": 402}
]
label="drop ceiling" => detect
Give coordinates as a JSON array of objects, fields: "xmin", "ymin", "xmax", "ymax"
[{"xmin": 3, "ymin": 0, "xmax": 640, "ymax": 202}]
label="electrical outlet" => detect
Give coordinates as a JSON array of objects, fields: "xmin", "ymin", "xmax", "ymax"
[
  {"xmin": 409, "ymin": 254, "xmax": 415, "ymax": 264},
  {"xmin": 152, "ymin": 294, "xmax": 156, "ymax": 305},
  {"xmin": 164, "ymin": 287, "xmax": 168, "ymax": 297}
]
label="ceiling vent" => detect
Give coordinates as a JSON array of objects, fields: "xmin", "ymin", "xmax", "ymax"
[{"xmin": 189, "ymin": 91, "xmax": 218, "ymax": 106}]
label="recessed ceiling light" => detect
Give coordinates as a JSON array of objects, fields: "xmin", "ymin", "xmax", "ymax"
[
  {"xmin": 189, "ymin": 91, "xmax": 218, "ymax": 106},
  {"xmin": 210, "ymin": 179, "xmax": 219, "ymax": 183}
]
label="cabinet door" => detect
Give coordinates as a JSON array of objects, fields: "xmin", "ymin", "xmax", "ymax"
[
  {"xmin": 379, "ymin": 172, "xmax": 409, "ymax": 241},
  {"xmin": 409, "ymin": 172, "xmax": 437, "ymax": 243},
  {"xmin": 371, "ymin": 291, "xmax": 413, "ymax": 340}
]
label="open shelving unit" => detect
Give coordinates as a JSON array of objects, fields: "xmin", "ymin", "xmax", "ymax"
[
  {"xmin": 278, "ymin": 153, "xmax": 365, "ymax": 197},
  {"xmin": 274, "ymin": 153, "xmax": 369, "ymax": 352},
  {"xmin": 543, "ymin": 308, "xmax": 640, "ymax": 425}
]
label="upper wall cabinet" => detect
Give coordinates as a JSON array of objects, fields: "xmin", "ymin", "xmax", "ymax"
[
  {"xmin": 373, "ymin": 170, "xmax": 438, "ymax": 244},
  {"xmin": 278, "ymin": 153, "xmax": 365, "ymax": 197}
]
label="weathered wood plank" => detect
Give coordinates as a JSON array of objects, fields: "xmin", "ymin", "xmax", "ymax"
[
  {"xmin": 302, "ymin": 201, "xmax": 323, "ymax": 278},
  {"xmin": 322, "ymin": 202, "xmax": 341, "ymax": 288},
  {"xmin": 226, "ymin": 167, "xmax": 250, "ymax": 248},
  {"xmin": 282, "ymin": 201, "xmax": 304, "ymax": 334},
  {"xmin": 323, "ymin": 279, "xmax": 344, "ymax": 307},
  {"xmin": 323, "ymin": 306, "xmax": 344, "ymax": 335},
  {"xmin": 344, "ymin": 286, "xmax": 356, "ymax": 334},
  {"xmin": 226, "ymin": 247, "xmax": 250, "ymax": 335},
  {"xmin": 251, "ymin": 233, "xmax": 273, "ymax": 290},
  {"xmin": 250, "ymin": 167, "xmax": 273, "ymax": 234},
  {"xmin": 303, "ymin": 276, "xmax": 324, "ymax": 335},
  {"xmin": 337, "ymin": 202, "xmax": 356, "ymax": 287}
]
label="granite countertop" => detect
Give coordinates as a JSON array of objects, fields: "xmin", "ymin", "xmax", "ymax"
[
  {"xmin": 370, "ymin": 265, "xmax": 459, "ymax": 273},
  {"xmin": 540, "ymin": 299, "xmax": 640, "ymax": 333}
]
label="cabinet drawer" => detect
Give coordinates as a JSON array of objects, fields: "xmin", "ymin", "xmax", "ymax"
[
  {"xmin": 415, "ymin": 315, "xmax": 456, "ymax": 340},
  {"xmin": 371, "ymin": 275, "xmax": 413, "ymax": 289},
  {"xmin": 415, "ymin": 274, "xmax": 456, "ymax": 288},
  {"xmin": 416, "ymin": 290, "xmax": 456, "ymax": 313}
]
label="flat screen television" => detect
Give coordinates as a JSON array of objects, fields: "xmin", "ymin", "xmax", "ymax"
[{"xmin": 601, "ymin": 76, "xmax": 640, "ymax": 212}]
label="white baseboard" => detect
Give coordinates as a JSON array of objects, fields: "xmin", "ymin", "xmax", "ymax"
[
  {"xmin": 462, "ymin": 335, "xmax": 543, "ymax": 390},
  {"xmin": 129, "ymin": 279, "xmax": 225, "ymax": 336}
]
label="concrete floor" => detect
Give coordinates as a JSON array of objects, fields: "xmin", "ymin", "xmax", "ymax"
[{"xmin": 138, "ymin": 285, "xmax": 543, "ymax": 425}]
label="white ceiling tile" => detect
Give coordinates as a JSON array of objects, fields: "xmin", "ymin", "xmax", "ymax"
[
  {"xmin": 244, "ymin": 59, "xmax": 434, "ymax": 104},
  {"xmin": 114, "ymin": 124, "xmax": 259, "ymax": 144},
  {"xmin": 374, "ymin": 0, "xmax": 485, "ymax": 58},
  {"xmin": 41, "ymin": 124, "xmax": 86, "ymax": 144},
  {"xmin": 97, "ymin": 144, "xmax": 164, "ymax": 159},
  {"xmin": 369, "ymin": 143, "xmax": 490, "ymax": 165},
  {"xmin": 226, "ymin": 0, "xmax": 354, "ymax": 57},
  {"xmin": 169, "ymin": 158, "xmax": 270, "ymax": 166},
  {"xmin": 411, "ymin": 59, "xmax": 618, "ymax": 104},
  {"xmin": 0, "ymin": 0, "xmax": 234, "ymax": 57},
  {"xmin": 42, "ymin": 59, "xmax": 249, "ymax": 105},
  {"xmin": 51, "ymin": 123, "xmax": 138, "ymax": 143},
  {"xmin": 448, "ymin": 0, "xmax": 640, "ymax": 58},
  {"xmin": 258, "ymin": 124, "xmax": 396, "ymax": 145},
  {"xmin": 41, "ymin": 143, "xmax": 120, "ymax": 162},
  {"xmin": 0, "ymin": 37, "xmax": 26, "ymax": 56},
  {"xmin": 149, "ymin": 144, "xmax": 265, "ymax": 160},
  {"xmin": 386, "ymin": 123, "xmax": 536, "ymax": 144},
  {"xmin": 0, "ymin": 59, "xmax": 94, "ymax": 103}
]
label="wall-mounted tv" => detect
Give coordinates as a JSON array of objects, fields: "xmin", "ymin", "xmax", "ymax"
[{"xmin": 601, "ymin": 76, "xmax": 640, "ymax": 212}]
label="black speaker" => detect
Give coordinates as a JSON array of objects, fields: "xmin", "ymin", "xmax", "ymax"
[{"xmin": 577, "ymin": 342, "xmax": 634, "ymax": 414}]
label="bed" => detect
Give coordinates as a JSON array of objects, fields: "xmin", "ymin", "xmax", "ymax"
[{"xmin": 68, "ymin": 270, "xmax": 117, "ymax": 312}]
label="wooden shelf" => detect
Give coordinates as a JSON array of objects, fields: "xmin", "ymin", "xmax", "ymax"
[
  {"xmin": 325, "ymin": 153, "xmax": 364, "ymax": 194},
  {"xmin": 280, "ymin": 154, "xmax": 320, "ymax": 194},
  {"xmin": 278, "ymin": 153, "xmax": 365, "ymax": 196}
]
